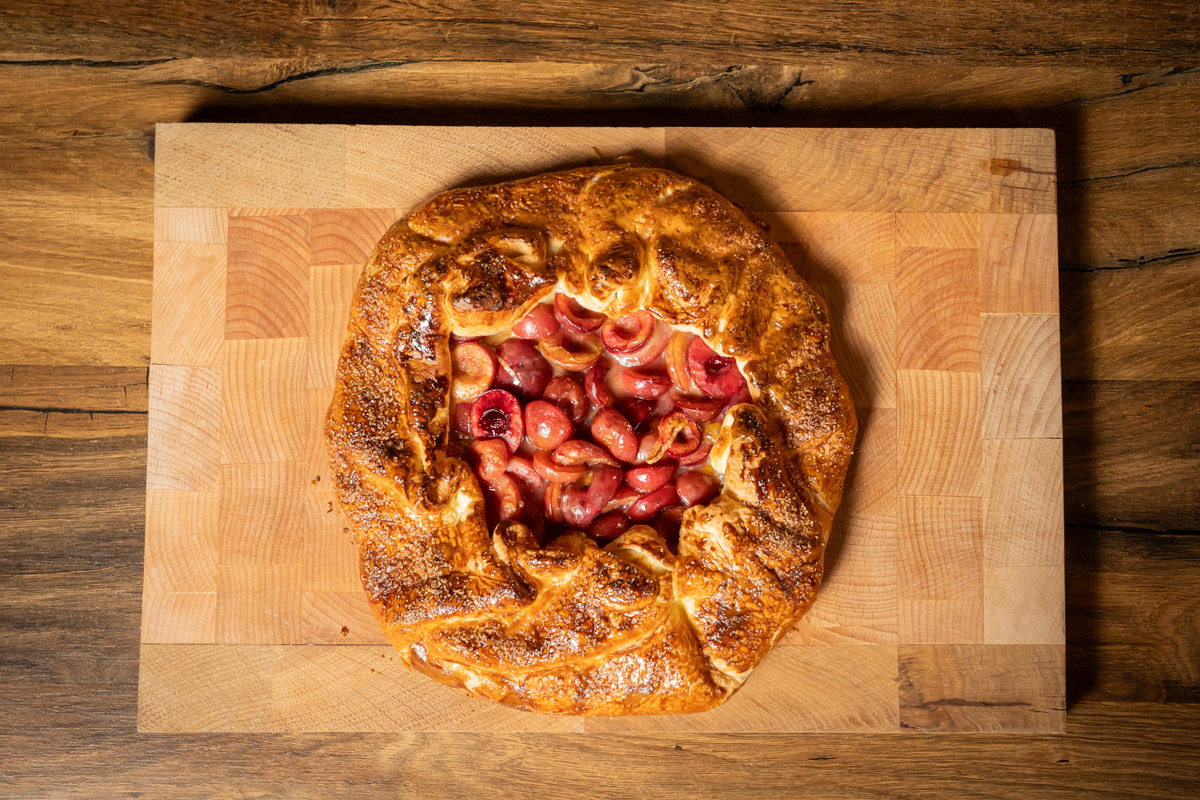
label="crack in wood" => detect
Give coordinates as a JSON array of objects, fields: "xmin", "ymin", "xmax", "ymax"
[
  {"xmin": 1061, "ymin": 248, "xmax": 1200, "ymax": 272},
  {"xmin": 150, "ymin": 60, "xmax": 415, "ymax": 95},
  {"xmin": 0, "ymin": 405, "xmax": 147, "ymax": 416},
  {"xmin": 0, "ymin": 56, "xmax": 179, "ymax": 68},
  {"xmin": 1062, "ymin": 159, "xmax": 1200, "ymax": 184}
]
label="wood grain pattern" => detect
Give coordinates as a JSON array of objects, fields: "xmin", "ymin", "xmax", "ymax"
[
  {"xmin": 898, "ymin": 644, "xmax": 1065, "ymax": 732},
  {"xmin": 145, "ymin": 364, "xmax": 221, "ymax": 491},
  {"xmin": 141, "ymin": 124, "xmax": 1064, "ymax": 734},
  {"xmin": 896, "ymin": 370, "xmax": 983, "ymax": 496},
  {"xmin": 981, "ymin": 314, "xmax": 1063, "ymax": 438},
  {"xmin": 2, "ymin": 44, "xmax": 1198, "ymax": 793}
]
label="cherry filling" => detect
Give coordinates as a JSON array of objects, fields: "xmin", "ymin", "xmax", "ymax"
[{"xmin": 449, "ymin": 292, "xmax": 752, "ymax": 549}]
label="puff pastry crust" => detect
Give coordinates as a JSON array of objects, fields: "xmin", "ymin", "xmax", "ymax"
[{"xmin": 325, "ymin": 165, "xmax": 856, "ymax": 715}]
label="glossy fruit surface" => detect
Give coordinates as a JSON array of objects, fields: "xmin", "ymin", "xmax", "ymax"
[
  {"xmin": 513, "ymin": 303, "xmax": 559, "ymax": 339},
  {"xmin": 553, "ymin": 294, "xmax": 606, "ymax": 333},
  {"xmin": 542, "ymin": 376, "xmax": 588, "ymax": 424},
  {"xmin": 494, "ymin": 339, "xmax": 552, "ymax": 399},
  {"xmin": 685, "ymin": 336, "xmax": 746, "ymax": 399},
  {"xmin": 590, "ymin": 408, "xmax": 638, "ymax": 463},
  {"xmin": 470, "ymin": 390, "xmax": 523, "ymax": 453},
  {"xmin": 524, "ymin": 400, "xmax": 574, "ymax": 450}
]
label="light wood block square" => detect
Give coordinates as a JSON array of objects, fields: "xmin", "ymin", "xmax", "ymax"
[
  {"xmin": 218, "ymin": 463, "xmax": 308, "ymax": 566},
  {"xmin": 899, "ymin": 496, "xmax": 983, "ymax": 600},
  {"xmin": 147, "ymin": 364, "xmax": 222, "ymax": 492},
  {"xmin": 267, "ymin": 646, "xmax": 585, "ymax": 732},
  {"xmin": 152, "ymin": 243, "xmax": 226, "ymax": 367},
  {"xmin": 897, "ymin": 370, "xmax": 982, "ymax": 496},
  {"xmin": 665, "ymin": 128, "xmax": 1055, "ymax": 213},
  {"xmin": 345, "ymin": 126, "xmax": 666, "ymax": 208},
  {"xmin": 139, "ymin": 644, "xmax": 275, "ymax": 732},
  {"xmin": 898, "ymin": 644, "xmax": 1064, "ymax": 733},
  {"xmin": 980, "ymin": 214, "xmax": 1059, "ymax": 314},
  {"xmin": 766, "ymin": 212, "xmax": 896, "ymax": 285},
  {"xmin": 813, "ymin": 282, "xmax": 896, "ymax": 409},
  {"xmin": 981, "ymin": 314, "xmax": 1062, "ymax": 439},
  {"xmin": 309, "ymin": 209, "xmax": 397, "ymax": 266},
  {"xmin": 225, "ymin": 214, "xmax": 311, "ymax": 340},
  {"xmin": 895, "ymin": 248, "xmax": 981, "ymax": 372},
  {"xmin": 898, "ymin": 598, "xmax": 984, "ymax": 644},
  {"xmin": 155, "ymin": 124, "xmax": 348, "ymax": 208},
  {"xmin": 220, "ymin": 338, "xmax": 308, "ymax": 464},
  {"xmin": 784, "ymin": 515, "xmax": 897, "ymax": 645},
  {"xmin": 837, "ymin": 407, "xmax": 896, "ymax": 519},
  {"xmin": 144, "ymin": 490, "xmax": 218, "ymax": 594},
  {"xmin": 585, "ymin": 646, "xmax": 900, "ymax": 732},
  {"xmin": 147, "ymin": 125, "xmax": 1063, "ymax": 734},
  {"xmin": 154, "ymin": 207, "xmax": 227, "ymax": 244},
  {"xmin": 302, "ymin": 492, "xmax": 361, "ymax": 593},
  {"xmin": 216, "ymin": 564, "xmax": 303, "ymax": 645},
  {"xmin": 984, "ymin": 566, "xmax": 1065, "ymax": 645},
  {"xmin": 897, "ymin": 213, "xmax": 980, "ymax": 249},
  {"xmin": 301, "ymin": 591, "xmax": 386, "ymax": 644},
  {"xmin": 140, "ymin": 592, "xmax": 217, "ymax": 645},
  {"xmin": 983, "ymin": 439, "xmax": 1064, "ymax": 567},
  {"xmin": 308, "ymin": 265, "xmax": 362, "ymax": 390}
]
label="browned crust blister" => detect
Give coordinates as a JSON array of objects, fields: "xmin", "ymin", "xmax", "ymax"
[{"xmin": 325, "ymin": 165, "xmax": 856, "ymax": 715}]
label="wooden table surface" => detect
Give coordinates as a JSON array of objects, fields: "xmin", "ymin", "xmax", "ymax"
[{"xmin": 1, "ymin": 3, "xmax": 1198, "ymax": 797}]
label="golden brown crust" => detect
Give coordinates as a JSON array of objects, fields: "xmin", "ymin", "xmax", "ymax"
[{"xmin": 325, "ymin": 165, "xmax": 857, "ymax": 715}]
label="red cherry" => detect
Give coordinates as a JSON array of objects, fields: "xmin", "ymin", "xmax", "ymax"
[
  {"xmin": 635, "ymin": 430, "xmax": 659, "ymax": 464},
  {"xmin": 590, "ymin": 408, "xmax": 638, "ymax": 463},
  {"xmin": 669, "ymin": 391, "xmax": 726, "ymax": 424},
  {"xmin": 451, "ymin": 342, "xmax": 496, "ymax": 401},
  {"xmin": 469, "ymin": 438, "xmax": 510, "ymax": 482},
  {"xmin": 599, "ymin": 310, "xmax": 655, "ymax": 354},
  {"xmin": 538, "ymin": 332, "xmax": 603, "ymax": 372},
  {"xmin": 450, "ymin": 400, "xmax": 474, "ymax": 438},
  {"xmin": 617, "ymin": 397, "xmax": 655, "ymax": 429},
  {"xmin": 620, "ymin": 367, "xmax": 672, "ymax": 399},
  {"xmin": 724, "ymin": 382, "xmax": 753, "ymax": 411},
  {"xmin": 679, "ymin": 436, "xmax": 714, "ymax": 466},
  {"xmin": 610, "ymin": 320, "xmax": 670, "ymax": 368},
  {"xmin": 544, "ymin": 479, "xmax": 566, "ymax": 524},
  {"xmin": 533, "ymin": 448, "xmax": 585, "ymax": 483},
  {"xmin": 627, "ymin": 484, "xmax": 680, "ymax": 522},
  {"xmin": 552, "ymin": 440, "xmax": 620, "ymax": 468},
  {"xmin": 676, "ymin": 471, "xmax": 720, "ymax": 507},
  {"xmin": 482, "ymin": 473, "xmax": 524, "ymax": 522},
  {"xmin": 553, "ymin": 293, "xmax": 606, "ymax": 333},
  {"xmin": 665, "ymin": 332, "xmax": 699, "ymax": 394},
  {"xmin": 505, "ymin": 454, "xmax": 545, "ymax": 501},
  {"xmin": 685, "ymin": 336, "xmax": 746, "ymax": 399},
  {"xmin": 624, "ymin": 462, "xmax": 676, "ymax": 494},
  {"xmin": 494, "ymin": 339, "xmax": 552, "ymax": 400},
  {"xmin": 524, "ymin": 400, "xmax": 574, "ymax": 450},
  {"xmin": 562, "ymin": 466, "xmax": 622, "ymax": 528},
  {"xmin": 542, "ymin": 376, "xmax": 588, "ymax": 424},
  {"xmin": 603, "ymin": 484, "xmax": 640, "ymax": 513},
  {"xmin": 645, "ymin": 411, "xmax": 701, "ymax": 462},
  {"xmin": 513, "ymin": 303, "xmax": 560, "ymax": 339},
  {"xmin": 585, "ymin": 361, "xmax": 615, "ymax": 408},
  {"xmin": 470, "ymin": 390, "xmax": 523, "ymax": 453},
  {"xmin": 588, "ymin": 512, "xmax": 632, "ymax": 542}
]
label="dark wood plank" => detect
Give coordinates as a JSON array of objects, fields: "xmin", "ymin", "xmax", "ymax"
[
  {"xmin": 3, "ymin": 61, "xmax": 1199, "ymax": 380},
  {"xmin": 1063, "ymin": 380, "xmax": 1200, "ymax": 531},
  {"xmin": 2, "ymin": 1, "xmax": 1198, "ymax": 64},
  {"xmin": 1066, "ymin": 527, "xmax": 1200, "ymax": 703},
  {"xmin": 1, "ymin": 695, "xmax": 1197, "ymax": 798}
]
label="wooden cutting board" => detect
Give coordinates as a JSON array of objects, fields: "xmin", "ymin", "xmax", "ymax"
[{"xmin": 140, "ymin": 124, "xmax": 1064, "ymax": 733}]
